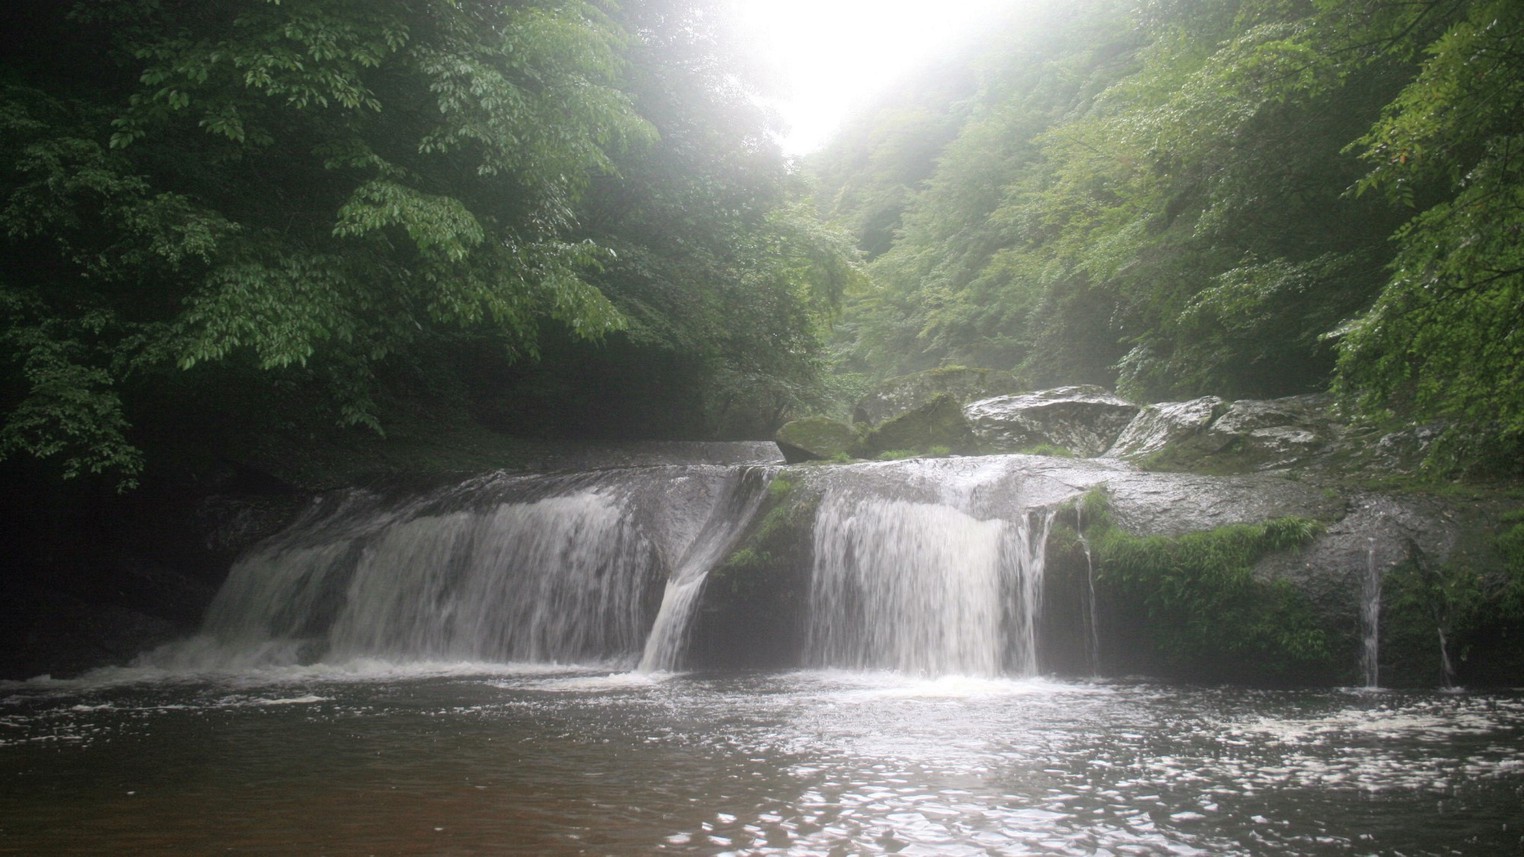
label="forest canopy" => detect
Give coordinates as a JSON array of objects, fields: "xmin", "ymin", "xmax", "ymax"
[
  {"xmin": 812, "ymin": 0, "xmax": 1523, "ymax": 473},
  {"xmin": 0, "ymin": 0, "xmax": 856, "ymax": 488},
  {"xmin": 4, "ymin": 0, "xmax": 1521, "ymax": 487}
]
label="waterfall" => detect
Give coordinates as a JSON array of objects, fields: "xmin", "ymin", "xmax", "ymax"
[
  {"xmin": 1077, "ymin": 503, "xmax": 1101, "ymax": 675},
  {"xmin": 1360, "ymin": 538, "xmax": 1381, "ymax": 689},
  {"xmin": 1082, "ymin": 535, "xmax": 1100, "ymax": 675},
  {"xmin": 638, "ymin": 468, "xmax": 773, "ymax": 672},
  {"xmin": 1437, "ymin": 627, "xmax": 1457, "ymax": 689},
  {"xmin": 152, "ymin": 464, "xmax": 769, "ymax": 671},
  {"xmin": 806, "ymin": 482, "xmax": 1057, "ymax": 678}
]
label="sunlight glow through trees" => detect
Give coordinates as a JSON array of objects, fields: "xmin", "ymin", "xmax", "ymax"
[{"xmin": 737, "ymin": 0, "xmax": 1023, "ymax": 153}]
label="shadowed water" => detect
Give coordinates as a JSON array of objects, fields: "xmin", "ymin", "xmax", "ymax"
[{"xmin": 4, "ymin": 667, "xmax": 1522, "ymax": 855}]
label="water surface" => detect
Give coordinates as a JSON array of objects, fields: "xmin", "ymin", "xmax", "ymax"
[{"xmin": 3, "ymin": 667, "xmax": 1521, "ymax": 855}]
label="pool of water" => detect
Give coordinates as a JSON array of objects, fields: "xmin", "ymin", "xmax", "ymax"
[{"xmin": 3, "ymin": 666, "xmax": 1522, "ymax": 855}]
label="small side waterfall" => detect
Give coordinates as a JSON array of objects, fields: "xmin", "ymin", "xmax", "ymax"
[
  {"xmin": 639, "ymin": 468, "xmax": 773, "ymax": 672},
  {"xmin": 1360, "ymin": 538, "xmax": 1381, "ymax": 689},
  {"xmin": 806, "ymin": 475, "xmax": 1058, "ymax": 677},
  {"xmin": 1437, "ymin": 627, "xmax": 1458, "ymax": 689},
  {"xmin": 1077, "ymin": 503, "xmax": 1101, "ymax": 675},
  {"xmin": 1082, "ymin": 534, "xmax": 1101, "ymax": 675}
]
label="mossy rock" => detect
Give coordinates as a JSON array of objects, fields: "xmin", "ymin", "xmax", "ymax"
[
  {"xmin": 852, "ymin": 366, "xmax": 1020, "ymax": 427},
  {"xmin": 863, "ymin": 394, "xmax": 978, "ymax": 457},
  {"xmin": 687, "ymin": 477, "xmax": 819, "ymax": 668},
  {"xmin": 774, "ymin": 417, "xmax": 863, "ymax": 464}
]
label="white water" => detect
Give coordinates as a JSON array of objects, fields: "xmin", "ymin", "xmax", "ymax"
[
  {"xmin": 638, "ymin": 469, "xmax": 773, "ymax": 672},
  {"xmin": 147, "ymin": 456, "xmax": 1077, "ymax": 680},
  {"xmin": 147, "ymin": 466, "xmax": 769, "ymax": 672},
  {"xmin": 807, "ymin": 490, "xmax": 1057, "ymax": 677},
  {"xmin": 1438, "ymin": 626, "xmax": 1458, "ymax": 689},
  {"xmin": 1360, "ymin": 538, "xmax": 1381, "ymax": 689}
]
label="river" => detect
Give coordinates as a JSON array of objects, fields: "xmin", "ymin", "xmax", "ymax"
[{"xmin": 4, "ymin": 665, "xmax": 1521, "ymax": 855}]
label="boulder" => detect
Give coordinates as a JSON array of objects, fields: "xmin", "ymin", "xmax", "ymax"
[
  {"xmin": 1105, "ymin": 396, "xmax": 1227, "ymax": 459},
  {"xmin": 853, "ymin": 367, "xmax": 1020, "ymax": 426},
  {"xmin": 1201, "ymin": 394, "xmax": 1339, "ymax": 470},
  {"xmin": 775, "ymin": 417, "xmax": 862, "ymax": 464},
  {"xmin": 964, "ymin": 385, "xmax": 1139, "ymax": 456},
  {"xmin": 862, "ymin": 394, "xmax": 979, "ymax": 457},
  {"xmin": 1107, "ymin": 394, "xmax": 1342, "ymax": 472}
]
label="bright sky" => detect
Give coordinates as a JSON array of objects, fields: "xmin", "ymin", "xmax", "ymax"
[{"xmin": 737, "ymin": 0, "xmax": 1022, "ymax": 154}]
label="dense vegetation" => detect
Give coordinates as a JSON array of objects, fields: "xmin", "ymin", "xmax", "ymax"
[
  {"xmin": 813, "ymin": 0, "xmax": 1523, "ymax": 474},
  {"xmin": 0, "ymin": 0, "xmax": 855, "ymax": 491},
  {"xmin": 1074, "ymin": 489, "xmax": 1335, "ymax": 683}
]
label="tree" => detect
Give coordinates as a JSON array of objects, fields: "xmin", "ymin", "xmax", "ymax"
[
  {"xmin": 817, "ymin": 0, "xmax": 1522, "ymax": 472},
  {"xmin": 1, "ymin": 0, "xmax": 649, "ymax": 486},
  {"xmin": 1331, "ymin": 0, "xmax": 1524, "ymax": 469}
]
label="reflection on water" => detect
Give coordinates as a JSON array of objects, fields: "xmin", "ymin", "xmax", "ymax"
[{"xmin": 3, "ymin": 667, "xmax": 1522, "ymax": 855}]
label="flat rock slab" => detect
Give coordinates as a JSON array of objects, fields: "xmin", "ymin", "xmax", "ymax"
[
  {"xmin": 965, "ymin": 385, "xmax": 1140, "ymax": 457},
  {"xmin": 1107, "ymin": 393, "xmax": 1341, "ymax": 472}
]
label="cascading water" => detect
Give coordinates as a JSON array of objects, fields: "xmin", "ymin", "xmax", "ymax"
[
  {"xmin": 1076, "ymin": 503, "xmax": 1101, "ymax": 675},
  {"xmin": 1437, "ymin": 627, "xmax": 1458, "ymax": 689},
  {"xmin": 1360, "ymin": 538, "xmax": 1381, "ymax": 689},
  {"xmin": 149, "ymin": 462, "xmax": 771, "ymax": 671},
  {"xmin": 638, "ymin": 468, "xmax": 773, "ymax": 672},
  {"xmin": 805, "ymin": 460, "xmax": 1062, "ymax": 677},
  {"xmin": 1081, "ymin": 534, "xmax": 1100, "ymax": 675}
]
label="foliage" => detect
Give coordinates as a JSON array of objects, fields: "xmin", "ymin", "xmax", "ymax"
[
  {"xmin": 813, "ymin": 0, "xmax": 1522, "ymax": 471},
  {"xmin": 1332, "ymin": 0, "xmax": 1524, "ymax": 470},
  {"xmin": 558, "ymin": 0, "xmax": 864, "ymax": 438},
  {"xmin": 1380, "ymin": 510, "xmax": 1524, "ymax": 685},
  {"xmin": 1018, "ymin": 443, "xmax": 1076, "ymax": 458},
  {"xmin": 0, "ymin": 0, "xmax": 855, "ymax": 486},
  {"xmin": 1078, "ymin": 488, "xmax": 1330, "ymax": 681}
]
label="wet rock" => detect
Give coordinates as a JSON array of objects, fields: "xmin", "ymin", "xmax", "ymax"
[
  {"xmin": 852, "ymin": 367, "xmax": 1020, "ymax": 426},
  {"xmin": 1105, "ymin": 396, "xmax": 1227, "ymax": 459},
  {"xmin": 964, "ymin": 386, "xmax": 1140, "ymax": 456},
  {"xmin": 1369, "ymin": 423, "xmax": 1446, "ymax": 474},
  {"xmin": 862, "ymin": 394, "xmax": 979, "ymax": 456},
  {"xmin": 775, "ymin": 417, "xmax": 862, "ymax": 464},
  {"xmin": 2, "ymin": 584, "xmax": 189, "ymax": 680},
  {"xmin": 1106, "ymin": 394, "xmax": 1345, "ymax": 473},
  {"xmin": 1201, "ymin": 395, "xmax": 1338, "ymax": 468}
]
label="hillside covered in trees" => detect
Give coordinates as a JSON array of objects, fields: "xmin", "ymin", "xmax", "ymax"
[
  {"xmin": 812, "ymin": 0, "xmax": 1522, "ymax": 476},
  {"xmin": 0, "ymin": 0, "xmax": 857, "ymax": 495}
]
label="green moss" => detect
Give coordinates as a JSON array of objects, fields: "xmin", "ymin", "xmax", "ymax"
[
  {"xmin": 862, "ymin": 394, "xmax": 977, "ymax": 457},
  {"xmin": 1078, "ymin": 494, "xmax": 1331, "ymax": 682},
  {"xmin": 876, "ymin": 449, "xmax": 918, "ymax": 461},
  {"xmin": 1378, "ymin": 514, "xmax": 1524, "ymax": 686},
  {"xmin": 775, "ymin": 417, "xmax": 864, "ymax": 463},
  {"xmin": 1130, "ymin": 444, "xmax": 1248, "ymax": 476},
  {"xmin": 1018, "ymin": 443, "xmax": 1076, "ymax": 458},
  {"xmin": 697, "ymin": 483, "xmax": 821, "ymax": 658},
  {"xmin": 767, "ymin": 477, "xmax": 794, "ymax": 500}
]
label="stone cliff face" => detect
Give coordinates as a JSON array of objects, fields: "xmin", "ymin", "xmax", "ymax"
[
  {"xmin": 690, "ymin": 452, "xmax": 1520, "ymax": 686},
  {"xmin": 746, "ymin": 375, "xmax": 1523, "ymax": 686},
  {"xmin": 10, "ymin": 382, "xmax": 1519, "ymax": 688}
]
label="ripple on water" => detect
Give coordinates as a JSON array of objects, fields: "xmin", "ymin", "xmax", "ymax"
[{"xmin": 2, "ymin": 671, "xmax": 1522, "ymax": 855}]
